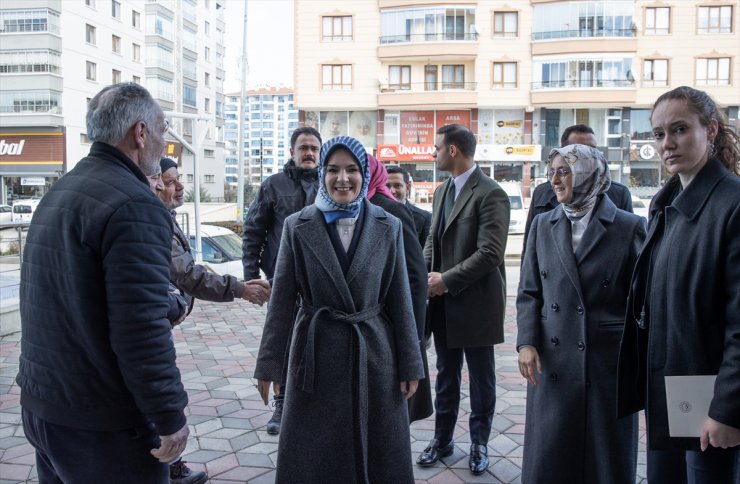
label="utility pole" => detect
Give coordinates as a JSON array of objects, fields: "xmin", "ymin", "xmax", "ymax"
[{"xmin": 236, "ymin": 0, "xmax": 249, "ymax": 222}]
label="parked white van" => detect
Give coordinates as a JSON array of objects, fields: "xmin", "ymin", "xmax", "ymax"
[
  {"xmin": 187, "ymin": 224, "xmax": 244, "ymax": 278},
  {"xmin": 498, "ymin": 182, "xmax": 526, "ymax": 234},
  {"xmin": 11, "ymin": 199, "xmax": 40, "ymax": 222}
]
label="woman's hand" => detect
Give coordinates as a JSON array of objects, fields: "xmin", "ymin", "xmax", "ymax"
[
  {"xmin": 400, "ymin": 380, "xmax": 418, "ymax": 400},
  {"xmin": 700, "ymin": 417, "xmax": 740, "ymax": 451},
  {"xmin": 518, "ymin": 346, "xmax": 541, "ymax": 385}
]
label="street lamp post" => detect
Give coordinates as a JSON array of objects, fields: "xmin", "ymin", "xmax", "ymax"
[{"xmin": 259, "ymin": 137, "xmax": 263, "ymax": 183}]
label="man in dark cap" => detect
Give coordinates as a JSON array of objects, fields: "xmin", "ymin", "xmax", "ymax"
[{"xmin": 158, "ymin": 157, "xmax": 270, "ymax": 484}]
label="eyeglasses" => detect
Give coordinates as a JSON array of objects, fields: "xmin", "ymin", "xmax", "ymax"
[
  {"xmin": 547, "ymin": 167, "xmax": 572, "ymax": 180},
  {"xmin": 163, "ymin": 119, "xmax": 170, "ymax": 134}
]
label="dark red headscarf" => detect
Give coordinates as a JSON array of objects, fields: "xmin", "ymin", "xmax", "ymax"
[{"xmin": 366, "ymin": 154, "xmax": 396, "ymax": 201}]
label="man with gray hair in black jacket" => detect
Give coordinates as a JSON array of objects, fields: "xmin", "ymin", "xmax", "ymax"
[{"xmin": 17, "ymin": 83, "xmax": 189, "ymax": 483}]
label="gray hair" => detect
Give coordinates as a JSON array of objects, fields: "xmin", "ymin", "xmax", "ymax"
[{"xmin": 86, "ymin": 83, "xmax": 160, "ymax": 145}]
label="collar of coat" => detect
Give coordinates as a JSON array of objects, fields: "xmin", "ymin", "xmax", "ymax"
[
  {"xmin": 292, "ymin": 200, "xmax": 394, "ymax": 305},
  {"xmin": 650, "ymin": 157, "xmax": 730, "ymax": 222},
  {"xmin": 88, "ymin": 141, "xmax": 149, "ymax": 187}
]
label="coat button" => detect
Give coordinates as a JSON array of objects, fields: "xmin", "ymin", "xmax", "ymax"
[
  {"xmin": 549, "ymin": 372, "xmax": 559, "ymax": 381},
  {"xmin": 541, "ymin": 270, "xmax": 547, "ymax": 278},
  {"xmin": 551, "ymin": 303, "xmax": 559, "ymax": 312},
  {"xmin": 601, "ymin": 278, "xmax": 609, "ymax": 287},
  {"xmin": 551, "ymin": 336, "xmax": 559, "ymax": 346},
  {"xmin": 576, "ymin": 306, "xmax": 584, "ymax": 315},
  {"xmin": 577, "ymin": 341, "xmax": 585, "ymax": 351}
]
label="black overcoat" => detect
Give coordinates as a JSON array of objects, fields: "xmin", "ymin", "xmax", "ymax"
[
  {"xmin": 254, "ymin": 201, "xmax": 425, "ymax": 484},
  {"xmin": 517, "ymin": 195, "xmax": 645, "ymax": 483},
  {"xmin": 617, "ymin": 158, "xmax": 740, "ymax": 451}
]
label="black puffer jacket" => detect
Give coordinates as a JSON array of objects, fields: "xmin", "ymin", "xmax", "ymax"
[
  {"xmin": 16, "ymin": 142, "xmax": 188, "ymax": 435},
  {"xmin": 242, "ymin": 159, "xmax": 318, "ymax": 280}
]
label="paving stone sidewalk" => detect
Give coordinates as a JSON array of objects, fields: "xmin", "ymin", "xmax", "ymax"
[{"xmin": 0, "ymin": 282, "xmax": 647, "ymax": 483}]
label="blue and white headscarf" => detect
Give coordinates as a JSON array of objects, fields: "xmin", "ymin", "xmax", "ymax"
[{"xmin": 315, "ymin": 136, "xmax": 370, "ymax": 223}]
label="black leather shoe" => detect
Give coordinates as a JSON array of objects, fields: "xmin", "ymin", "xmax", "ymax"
[
  {"xmin": 469, "ymin": 443, "xmax": 489, "ymax": 475},
  {"xmin": 416, "ymin": 438, "xmax": 454, "ymax": 467}
]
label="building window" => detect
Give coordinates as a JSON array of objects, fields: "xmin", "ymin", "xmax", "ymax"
[
  {"xmin": 80, "ymin": 133, "xmax": 90, "ymax": 144},
  {"xmin": 204, "ymin": 20, "xmax": 210, "ymax": 35},
  {"xmin": 111, "ymin": 0, "xmax": 121, "ymax": 19},
  {"xmin": 132, "ymin": 75, "xmax": 140, "ymax": 84},
  {"xmin": 182, "ymin": 56, "xmax": 196, "ymax": 80},
  {"xmin": 696, "ymin": 57, "xmax": 730, "ymax": 85},
  {"xmin": 85, "ymin": 0, "xmax": 96, "ymax": 8},
  {"xmin": 205, "ymin": 98, "xmax": 211, "ymax": 113},
  {"xmin": 204, "ymin": 46, "xmax": 210, "ymax": 61},
  {"xmin": 0, "ymin": 90, "xmax": 61, "ymax": 113},
  {"xmin": 183, "ymin": 84, "xmax": 197, "ymax": 106},
  {"xmin": 388, "ymin": 65, "xmax": 411, "ymax": 90},
  {"xmin": 146, "ymin": 75, "xmax": 174, "ymax": 102},
  {"xmin": 643, "ymin": 59, "xmax": 668, "ymax": 87},
  {"xmin": 644, "ymin": 7, "xmax": 670, "ymax": 35},
  {"xmin": 86, "ymin": 61, "xmax": 96, "ymax": 81},
  {"xmin": 112, "ymin": 69, "xmax": 121, "ymax": 84},
  {"xmin": 132, "ymin": 10, "xmax": 140, "ymax": 29},
  {"xmin": 147, "ymin": 12, "xmax": 173, "ymax": 40},
  {"xmin": 425, "ymin": 65, "xmax": 438, "ymax": 91},
  {"xmin": 533, "ymin": 2, "xmax": 634, "ymax": 40},
  {"xmin": 322, "ymin": 16, "xmax": 352, "ymax": 41},
  {"xmin": 132, "ymin": 43, "xmax": 140, "ymax": 61},
  {"xmin": 493, "ymin": 12, "xmax": 518, "ymax": 37},
  {"xmin": 534, "ymin": 58, "xmax": 634, "ymax": 88},
  {"xmin": 204, "ymin": 173, "xmax": 215, "ymax": 181},
  {"xmin": 698, "ymin": 6, "xmax": 733, "ymax": 34},
  {"xmin": 112, "ymin": 35, "xmax": 121, "ymax": 54},
  {"xmin": 186, "ymin": 174, "xmax": 194, "ymax": 183},
  {"xmin": 205, "ymin": 72, "xmax": 210, "ymax": 87},
  {"xmin": 321, "ymin": 64, "xmax": 352, "ymax": 90},
  {"xmin": 0, "ymin": 8, "xmax": 61, "ymax": 34},
  {"xmin": 380, "ymin": 7, "xmax": 476, "ymax": 43},
  {"xmin": 0, "ymin": 49, "xmax": 62, "ymax": 74},
  {"xmin": 146, "ymin": 44, "xmax": 174, "ymax": 71},
  {"xmin": 441, "ymin": 65, "xmax": 465, "ymax": 89},
  {"xmin": 492, "ymin": 62, "xmax": 517, "ymax": 88},
  {"xmin": 86, "ymin": 24, "xmax": 96, "ymax": 45}
]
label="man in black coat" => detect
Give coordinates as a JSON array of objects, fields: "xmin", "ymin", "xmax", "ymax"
[
  {"xmin": 17, "ymin": 83, "xmax": 188, "ymax": 483},
  {"xmin": 241, "ymin": 127, "xmax": 321, "ymax": 435},
  {"xmin": 522, "ymin": 124, "xmax": 633, "ymax": 259},
  {"xmin": 386, "ymin": 165, "xmax": 432, "ymax": 248}
]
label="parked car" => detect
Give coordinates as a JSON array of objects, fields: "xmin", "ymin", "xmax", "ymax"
[
  {"xmin": 499, "ymin": 182, "xmax": 526, "ymax": 234},
  {"xmin": 0, "ymin": 204, "xmax": 11, "ymax": 224},
  {"xmin": 187, "ymin": 224, "xmax": 244, "ymax": 278},
  {"xmin": 11, "ymin": 199, "xmax": 40, "ymax": 222},
  {"xmin": 631, "ymin": 195, "xmax": 650, "ymax": 222}
]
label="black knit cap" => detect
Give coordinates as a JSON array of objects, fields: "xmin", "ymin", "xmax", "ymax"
[{"xmin": 160, "ymin": 157, "xmax": 178, "ymax": 173}]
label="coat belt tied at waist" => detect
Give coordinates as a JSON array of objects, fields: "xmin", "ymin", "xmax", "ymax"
[{"xmin": 299, "ymin": 301, "xmax": 385, "ymax": 484}]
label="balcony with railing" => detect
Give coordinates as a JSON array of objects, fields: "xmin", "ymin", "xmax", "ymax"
[{"xmin": 378, "ymin": 81, "xmax": 477, "ymax": 108}]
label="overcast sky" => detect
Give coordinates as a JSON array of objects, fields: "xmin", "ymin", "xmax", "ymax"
[{"xmin": 222, "ymin": 0, "xmax": 294, "ymax": 93}]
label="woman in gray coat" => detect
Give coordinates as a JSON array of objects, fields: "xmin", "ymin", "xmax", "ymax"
[
  {"xmin": 517, "ymin": 144, "xmax": 646, "ymax": 484},
  {"xmin": 254, "ymin": 136, "xmax": 425, "ymax": 484}
]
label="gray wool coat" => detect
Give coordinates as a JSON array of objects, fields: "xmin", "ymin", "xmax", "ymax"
[
  {"xmin": 517, "ymin": 195, "xmax": 646, "ymax": 484},
  {"xmin": 254, "ymin": 200, "xmax": 425, "ymax": 484}
]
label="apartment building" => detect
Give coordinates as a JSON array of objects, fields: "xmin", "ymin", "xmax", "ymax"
[
  {"xmin": 224, "ymin": 87, "xmax": 299, "ymax": 187},
  {"xmin": 0, "ymin": 0, "xmax": 227, "ymax": 205},
  {"xmin": 293, "ymin": 0, "xmax": 739, "ymax": 198}
]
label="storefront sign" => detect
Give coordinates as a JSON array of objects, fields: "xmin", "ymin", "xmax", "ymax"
[
  {"xmin": 377, "ymin": 144, "xmax": 435, "ymax": 162},
  {"xmin": 475, "ymin": 144, "xmax": 541, "ymax": 162},
  {"xmin": 639, "ymin": 144, "xmax": 656, "ymax": 160},
  {"xmin": 21, "ymin": 177, "xmax": 46, "ymax": 186},
  {"xmin": 0, "ymin": 139, "xmax": 26, "ymax": 155},
  {"xmin": 435, "ymin": 110, "xmax": 471, "ymax": 130},
  {"xmin": 0, "ymin": 131, "xmax": 65, "ymax": 174},
  {"xmin": 400, "ymin": 111, "xmax": 435, "ymax": 145}
]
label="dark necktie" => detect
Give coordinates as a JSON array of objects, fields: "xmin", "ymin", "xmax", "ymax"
[{"xmin": 444, "ymin": 179, "xmax": 456, "ymax": 222}]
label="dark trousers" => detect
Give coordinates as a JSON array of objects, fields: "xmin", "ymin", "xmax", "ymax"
[
  {"xmin": 431, "ymin": 304, "xmax": 496, "ymax": 445},
  {"xmin": 22, "ymin": 408, "xmax": 168, "ymax": 484},
  {"xmin": 648, "ymin": 447, "xmax": 739, "ymax": 484}
]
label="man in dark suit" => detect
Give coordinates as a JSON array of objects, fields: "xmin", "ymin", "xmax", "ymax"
[
  {"xmin": 419, "ymin": 124, "xmax": 510, "ymax": 476},
  {"xmin": 386, "ymin": 165, "xmax": 432, "ymax": 248},
  {"xmin": 522, "ymin": 124, "xmax": 633, "ymax": 259}
]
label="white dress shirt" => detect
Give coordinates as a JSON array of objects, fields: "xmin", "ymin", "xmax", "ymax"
[
  {"xmin": 570, "ymin": 208, "xmax": 594, "ymax": 253},
  {"xmin": 335, "ymin": 217, "xmax": 358, "ymax": 252}
]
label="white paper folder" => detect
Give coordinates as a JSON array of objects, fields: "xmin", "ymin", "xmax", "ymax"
[{"xmin": 664, "ymin": 375, "xmax": 717, "ymax": 438}]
